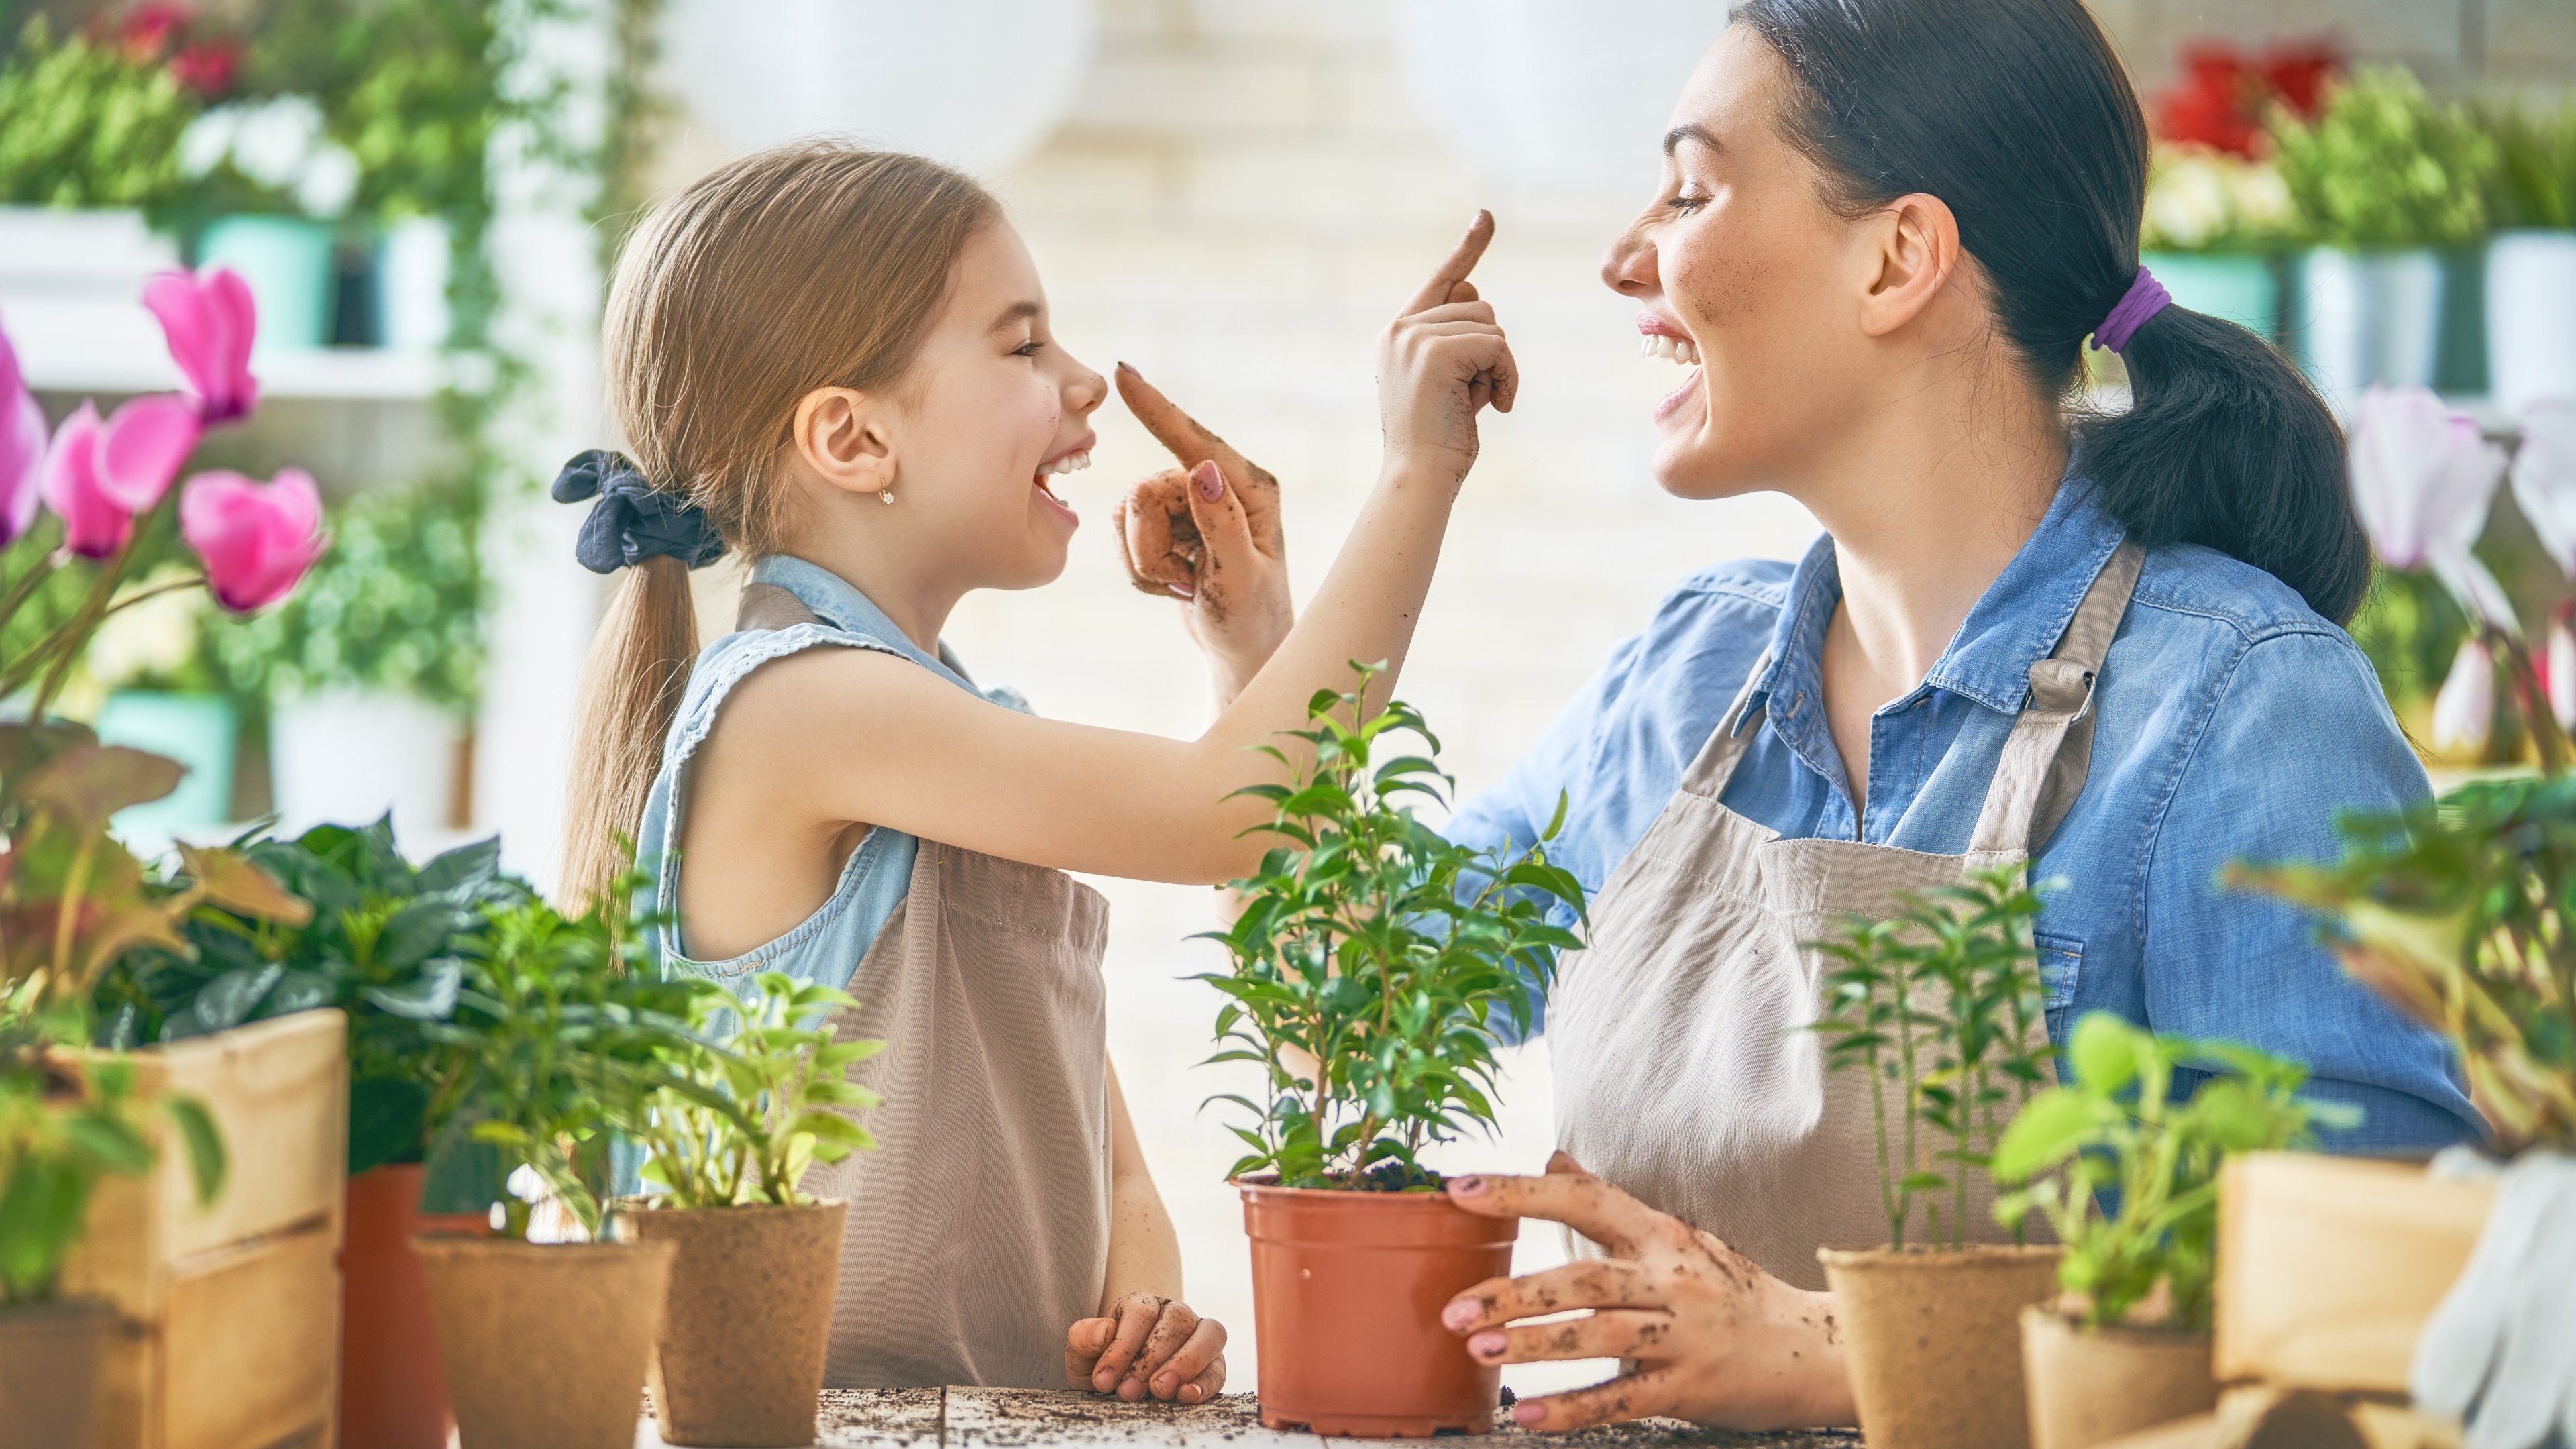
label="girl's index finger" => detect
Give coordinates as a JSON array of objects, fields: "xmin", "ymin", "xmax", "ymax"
[
  {"xmin": 1116, "ymin": 363, "xmax": 1241, "ymax": 474},
  {"xmin": 1401, "ymin": 210, "xmax": 1497, "ymax": 317}
]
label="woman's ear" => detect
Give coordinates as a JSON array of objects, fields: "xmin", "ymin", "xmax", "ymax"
[
  {"xmin": 792, "ymin": 386, "xmax": 898, "ymax": 498},
  {"xmin": 1855, "ymin": 192, "xmax": 1962, "ymax": 339}
]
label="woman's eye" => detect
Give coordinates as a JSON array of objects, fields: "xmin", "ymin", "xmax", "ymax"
[{"xmin": 1664, "ymin": 193, "xmax": 1709, "ymax": 215}]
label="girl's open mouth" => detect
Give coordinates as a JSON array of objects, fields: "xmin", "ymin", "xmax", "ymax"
[{"xmin": 1034, "ymin": 447, "xmax": 1090, "ymax": 520}]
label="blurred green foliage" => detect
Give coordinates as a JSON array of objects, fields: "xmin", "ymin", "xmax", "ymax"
[{"xmin": 2271, "ymin": 66, "xmax": 2498, "ymax": 250}]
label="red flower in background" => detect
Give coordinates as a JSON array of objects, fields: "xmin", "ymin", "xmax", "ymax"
[
  {"xmin": 2152, "ymin": 38, "xmax": 2344, "ymax": 158},
  {"xmin": 113, "ymin": 2, "xmax": 191, "ymax": 62},
  {"xmin": 169, "ymin": 38, "xmax": 239, "ymax": 98}
]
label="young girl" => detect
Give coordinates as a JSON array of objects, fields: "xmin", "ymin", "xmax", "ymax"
[{"xmin": 556, "ymin": 143, "xmax": 1512, "ymax": 1399}]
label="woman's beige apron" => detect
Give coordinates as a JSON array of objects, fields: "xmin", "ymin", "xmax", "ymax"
[
  {"xmin": 1550, "ymin": 543, "xmax": 2142, "ymax": 1289},
  {"xmin": 736, "ymin": 584, "xmax": 1113, "ymax": 1389}
]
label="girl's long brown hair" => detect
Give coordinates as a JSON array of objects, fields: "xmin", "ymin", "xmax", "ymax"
[{"xmin": 561, "ymin": 142, "xmax": 1000, "ymax": 910}]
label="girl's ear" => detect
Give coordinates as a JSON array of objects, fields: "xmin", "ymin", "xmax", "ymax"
[
  {"xmin": 793, "ymin": 386, "xmax": 898, "ymax": 498},
  {"xmin": 1855, "ymin": 191, "xmax": 1962, "ymax": 339}
]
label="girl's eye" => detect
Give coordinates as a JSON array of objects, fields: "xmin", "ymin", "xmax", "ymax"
[{"xmin": 1014, "ymin": 339, "xmax": 1044, "ymax": 358}]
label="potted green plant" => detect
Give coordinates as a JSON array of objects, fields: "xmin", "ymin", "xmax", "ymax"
[
  {"xmin": 1992, "ymin": 1012, "xmax": 2346, "ymax": 1449},
  {"xmin": 1201, "ymin": 664, "xmax": 1584, "ymax": 1438},
  {"xmin": 2479, "ymin": 99, "xmax": 2576, "ymax": 413},
  {"xmin": 2268, "ymin": 66, "xmax": 2498, "ymax": 405},
  {"xmin": 97, "ymin": 816, "xmax": 520, "ymax": 1449},
  {"xmin": 1806, "ymin": 865, "xmax": 2061, "ymax": 1449},
  {"xmin": 622, "ymin": 970, "xmax": 880, "ymax": 1448},
  {"xmin": 412, "ymin": 877, "xmax": 699, "ymax": 1449}
]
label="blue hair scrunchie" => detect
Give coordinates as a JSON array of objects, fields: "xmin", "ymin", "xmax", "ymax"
[{"xmin": 550, "ymin": 449, "xmax": 727, "ymax": 574}]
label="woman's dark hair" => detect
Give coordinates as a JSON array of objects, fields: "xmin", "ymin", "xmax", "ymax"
[{"xmin": 1737, "ymin": 0, "xmax": 2368, "ymax": 624}]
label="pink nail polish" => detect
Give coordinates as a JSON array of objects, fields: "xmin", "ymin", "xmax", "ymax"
[
  {"xmin": 1193, "ymin": 462, "xmax": 1223, "ymax": 502},
  {"xmin": 1442, "ymin": 1301, "xmax": 1478, "ymax": 1331},
  {"xmin": 1468, "ymin": 1331, "xmax": 1505, "ymax": 1358},
  {"xmin": 1513, "ymin": 1402, "xmax": 1546, "ymax": 1427},
  {"xmin": 1450, "ymin": 1175, "xmax": 1487, "ymax": 1196}
]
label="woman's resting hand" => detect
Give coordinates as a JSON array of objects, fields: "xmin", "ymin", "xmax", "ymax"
[
  {"xmin": 1112, "ymin": 366, "xmax": 1293, "ymax": 701},
  {"xmin": 1441, "ymin": 1153, "xmax": 1854, "ymax": 1433},
  {"xmin": 1066, "ymin": 1292, "xmax": 1228, "ymax": 1405}
]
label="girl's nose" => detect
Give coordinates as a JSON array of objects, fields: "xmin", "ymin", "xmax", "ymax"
[{"xmin": 1065, "ymin": 358, "xmax": 1108, "ymax": 417}]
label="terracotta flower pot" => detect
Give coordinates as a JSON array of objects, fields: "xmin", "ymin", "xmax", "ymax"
[
  {"xmin": 0, "ymin": 1297, "xmax": 115, "ymax": 1449},
  {"xmin": 625, "ymin": 1199, "xmax": 847, "ymax": 1448},
  {"xmin": 413, "ymin": 1234, "xmax": 676, "ymax": 1449},
  {"xmin": 340, "ymin": 1163, "xmax": 489, "ymax": 1449},
  {"xmin": 1238, "ymin": 1181, "xmax": 1516, "ymax": 1438},
  {"xmin": 1818, "ymin": 1243, "xmax": 2063, "ymax": 1449},
  {"xmin": 2020, "ymin": 1306, "xmax": 2216, "ymax": 1449}
]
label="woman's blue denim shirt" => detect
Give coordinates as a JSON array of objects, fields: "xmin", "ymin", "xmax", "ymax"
[{"xmin": 1450, "ymin": 481, "xmax": 2480, "ymax": 1155}]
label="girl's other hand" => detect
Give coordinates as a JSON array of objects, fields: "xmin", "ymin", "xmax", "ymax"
[
  {"xmin": 1440, "ymin": 1153, "xmax": 1853, "ymax": 1433},
  {"xmin": 1112, "ymin": 368, "xmax": 1293, "ymax": 702},
  {"xmin": 1379, "ymin": 210, "xmax": 1517, "ymax": 490},
  {"xmin": 1065, "ymin": 1292, "xmax": 1229, "ymax": 1405}
]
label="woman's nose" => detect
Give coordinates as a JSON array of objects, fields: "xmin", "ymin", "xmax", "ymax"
[{"xmin": 1601, "ymin": 226, "xmax": 1658, "ymax": 299}]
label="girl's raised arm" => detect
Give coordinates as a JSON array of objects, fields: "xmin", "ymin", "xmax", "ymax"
[{"xmin": 706, "ymin": 217, "xmax": 1512, "ymax": 885}]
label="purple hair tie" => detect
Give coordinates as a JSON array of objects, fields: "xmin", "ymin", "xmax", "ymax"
[{"xmin": 2092, "ymin": 266, "xmax": 2171, "ymax": 353}]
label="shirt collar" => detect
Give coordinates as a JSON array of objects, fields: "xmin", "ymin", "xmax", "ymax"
[{"xmin": 1746, "ymin": 478, "xmax": 2127, "ymax": 726}]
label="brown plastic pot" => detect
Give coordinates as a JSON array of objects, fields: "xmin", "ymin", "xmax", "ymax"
[
  {"xmin": 340, "ymin": 1163, "xmax": 489, "ymax": 1449},
  {"xmin": 1239, "ymin": 1181, "xmax": 1516, "ymax": 1438},
  {"xmin": 0, "ymin": 1297, "xmax": 115, "ymax": 1449},
  {"xmin": 1818, "ymin": 1243, "xmax": 2063, "ymax": 1449},
  {"xmin": 414, "ymin": 1234, "xmax": 676, "ymax": 1449},
  {"xmin": 2021, "ymin": 1305, "xmax": 2216, "ymax": 1449},
  {"xmin": 625, "ymin": 1199, "xmax": 847, "ymax": 1448}
]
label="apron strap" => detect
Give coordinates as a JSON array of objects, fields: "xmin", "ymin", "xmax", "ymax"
[
  {"xmin": 1966, "ymin": 539, "xmax": 2146, "ymax": 856},
  {"xmin": 1676, "ymin": 647, "xmax": 1776, "ymax": 797},
  {"xmin": 736, "ymin": 582, "xmax": 823, "ymax": 633}
]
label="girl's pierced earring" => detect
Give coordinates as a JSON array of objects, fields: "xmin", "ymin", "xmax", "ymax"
[{"xmin": 879, "ymin": 490, "xmax": 894, "ymax": 506}]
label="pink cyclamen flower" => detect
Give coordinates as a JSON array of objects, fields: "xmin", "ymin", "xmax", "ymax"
[
  {"xmin": 0, "ymin": 319, "xmax": 43, "ymax": 546},
  {"xmin": 2548, "ymin": 612, "xmax": 2576, "ymax": 732},
  {"xmin": 180, "ymin": 468, "xmax": 325, "ymax": 612},
  {"xmin": 2431, "ymin": 637, "xmax": 2495, "ymax": 757},
  {"xmin": 2349, "ymin": 386, "xmax": 2516, "ymax": 631},
  {"xmin": 36, "ymin": 394, "xmax": 203, "ymax": 559},
  {"xmin": 2510, "ymin": 398, "xmax": 2576, "ymax": 579},
  {"xmin": 143, "ymin": 266, "xmax": 259, "ymax": 425}
]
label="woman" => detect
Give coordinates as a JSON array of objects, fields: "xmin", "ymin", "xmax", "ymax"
[{"xmin": 1114, "ymin": 0, "xmax": 2481, "ymax": 1431}]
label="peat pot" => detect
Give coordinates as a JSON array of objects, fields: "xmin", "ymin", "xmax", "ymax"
[
  {"xmin": 413, "ymin": 1235, "xmax": 675, "ymax": 1449},
  {"xmin": 625, "ymin": 1199, "xmax": 847, "ymax": 1448},
  {"xmin": 1817, "ymin": 1243, "xmax": 2063, "ymax": 1449},
  {"xmin": 2295, "ymin": 247, "xmax": 2445, "ymax": 408},
  {"xmin": 339, "ymin": 1164, "xmax": 488, "ymax": 1449},
  {"xmin": 1239, "ymin": 1181, "xmax": 1516, "ymax": 1437},
  {"xmin": 0, "ymin": 1298, "xmax": 115, "ymax": 1449},
  {"xmin": 2020, "ymin": 1306, "xmax": 2217, "ymax": 1449},
  {"xmin": 2487, "ymin": 230, "xmax": 2576, "ymax": 413}
]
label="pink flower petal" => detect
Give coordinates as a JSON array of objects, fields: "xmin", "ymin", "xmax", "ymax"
[
  {"xmin": 181, "ymin": 467, "xmax": 327, "ymax": 612},
  {"xmin": 96, "ymin": 393, "xmax": 201, "ymax": 513},
  {"xmin": 1, "ymin": 388, "xmax": 43, "ymax": 546},
  {"xmin": 2432, "ymin": 637, "xmax": 2495, "ymax": 756},
  {"xmin": 142, "ymin": 267, "xmax": 259, "ymax": 425},
  {"xmin": 40, "ymin": 400, "xmax": 131, "ymax": 559}
]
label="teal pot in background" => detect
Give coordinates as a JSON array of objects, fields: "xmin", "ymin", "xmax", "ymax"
[
  {"xmin": 375, "ymin": 217, "xmax": 451, "ymax": 354},
  {"xmin": 95, "ymin": 690, "xmax": 239, "ymax": 837},
  {"xmin": 2139, "ymin": 251, "xmax": 2283, "ymax": 341},
  {"xmin": 2487, "ymin": 230, "xmax": 2576, "ymax": 414},
  {"xmin": 197, "ymin": 215, "xmax": 338, "ymax": 352},
  {"xmin": 2294, "ymin": 247, "xmax": 2445, "ymax": 411}
]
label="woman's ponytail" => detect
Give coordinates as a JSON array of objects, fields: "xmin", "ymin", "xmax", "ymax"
[
  {"xmin": 562, "ymin": 553, "xmax": 698, "ymax": 912},
  {"xmin": 2076, "ymin": 306, "xmax": 2367, "ymax": 622},
  {"xmin": 1739, "ymin": 0, "xmax": 2370, "ymax": 624}
]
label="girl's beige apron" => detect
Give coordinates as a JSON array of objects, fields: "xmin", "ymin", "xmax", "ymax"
[
  {"xmin": 1550, "ymin": 542, "xmax": 2142, "ymax": 1288},
  {"xmin": 736, "ymin": 583, "xmax": 1113, "ymax": 1389}
]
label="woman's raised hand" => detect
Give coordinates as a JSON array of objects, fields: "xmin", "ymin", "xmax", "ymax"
[
  {"xmin": 1379, "ymin": 210, "xmax": 1515, "ymax": 489},
  {"xmin": 1440, "ymin": 1153, "xmax": 1854, "ymax": 1433},
  {"xmin": 1112, "ymin": 365, "xmax": 1294, "ymax": 702}
]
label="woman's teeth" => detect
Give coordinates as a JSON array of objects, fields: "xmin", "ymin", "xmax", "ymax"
[
  {"xmin": 1641, "ymin": 334, "xmax": 1701, "ymax": 367},
  {"xmin": 1038, "ymin": 449, "xmax": 1092, "ymax": 478}
]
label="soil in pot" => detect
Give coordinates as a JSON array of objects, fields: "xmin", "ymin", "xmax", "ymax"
[
  {"xmin": 1818, "ymin": 1243, "xmax": 2063, "ymax": 1449},
  {"xmin": 1240, "ymin": 1181, "xmax": 1517, "ymax": 1438},
  {"xmin": 414, "ymin": 1234, "xmax": 676, "ymax": 1449},
  {"xmin": 2021, "ymin": 1305, "xmax": 2216, "ymax": 1449},
  {"xmin": 625, "ymin": 1199, "xmax": 847, "ymax": 1448},
  {"xmin": 341, "ymin": 1163, "xmax": 490, "ymax": 1449},
  {"xmin": 0, "ymin": 1298, "xmax": 115, "ymax": 1449}
]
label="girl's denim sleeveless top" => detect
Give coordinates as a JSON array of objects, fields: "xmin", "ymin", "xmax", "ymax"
[{"xmin": 633, "ymin": 555, "xmax": 1030, "ymax": 989}]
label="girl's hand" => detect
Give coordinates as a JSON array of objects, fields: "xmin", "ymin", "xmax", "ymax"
[
  {"xmin": 1112, "ymin": 366, "xmax": 1293, "ymax": 703},
  {"xmin": 1379, "ymin": 211, "xmax": 1517, "ymax": 489},
  {"xmin": 1066, "ymin": 1292, "xmax": 1229, "ymax": 1405},
  {"xmin": 1440, "ymin": 1153, "xmax": 1854, "ymax": 1433}
]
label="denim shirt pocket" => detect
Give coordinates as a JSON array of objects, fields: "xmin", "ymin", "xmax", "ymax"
[{"xmin": 2033, "ymin": 930, "xmax": 2084, "ymax": 1044}]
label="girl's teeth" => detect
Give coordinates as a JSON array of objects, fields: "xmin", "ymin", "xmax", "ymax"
[{"xmin": 1040, "ymin": 451, "xmax": 1092, "ymax": 477}]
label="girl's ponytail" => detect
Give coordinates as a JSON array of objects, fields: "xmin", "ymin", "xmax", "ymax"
[
  {"xmin": 1739, "ymin": 0, "xmax": 2370, "ymax": 623},
  {"xmin": 2075, "ymin": 305, "xmax": 2367, "ymax": 622},
  {"xmin": 557, "ymin": 143, "xmax": 998, "ymax": 908},
  {"xmin": 562, "ymin": 553, "xmax": 698, "ymax": 911}
]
